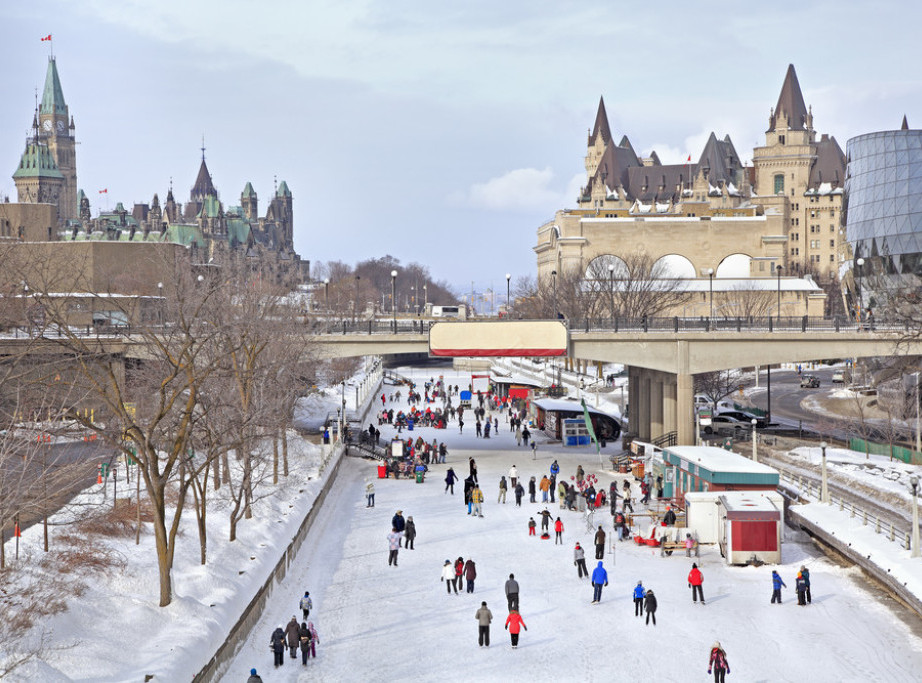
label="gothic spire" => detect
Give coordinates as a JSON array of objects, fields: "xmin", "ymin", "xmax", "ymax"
[
  {"xmin": 40, "ymin": 57, "xmax": 68, "ymax": 117},
  {"xmin": 589, "ymin": 96, "xmax": 612, "ymax": 146},
  {"xmin": 769, "ymin": 64, "xmax": 808, "ymax": 132},
  {"xmin": 901, "ymin": 114, "xmax": 909, "ymax": 130}
]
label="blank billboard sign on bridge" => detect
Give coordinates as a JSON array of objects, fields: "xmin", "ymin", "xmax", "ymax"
[{"xmin": 429, "ymin": 321, "xmax": 568, "ymax": 357}]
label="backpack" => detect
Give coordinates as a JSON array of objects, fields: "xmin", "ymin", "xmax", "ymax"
[{"xmin": 300, "ymin": 596, "xmax": 312, "ymax": 611}]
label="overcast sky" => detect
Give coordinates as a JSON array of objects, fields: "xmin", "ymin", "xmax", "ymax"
[{"xmin": 2, "ymin": 1, "xmax": 920, "ymax": 292}]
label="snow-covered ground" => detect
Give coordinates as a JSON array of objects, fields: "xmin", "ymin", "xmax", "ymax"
[{"xmin": 223, "ymin": 367, "xmax": 922, "ymax": 682}]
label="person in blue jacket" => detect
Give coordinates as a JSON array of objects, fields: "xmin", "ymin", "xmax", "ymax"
[
  {"xmin": 633, "ymin": 580, "xmax": 645, "ymax": 616},
  {"xmin": 550, "ymin": 460, "xmax": 560, "ymax": 477},
  {"xmin": 771, "ymin": 570, "xmax": 786, "ymax": 604},
  {"xmin": 591, "ymin": 561, "xmax": 609, "ymax": 603}
]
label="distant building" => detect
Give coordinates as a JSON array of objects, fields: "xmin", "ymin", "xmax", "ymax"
[
  {"xmin": 8, "ymin": 56, "xmax": 308, "ymax": 286},
  {"xmin": 536, "ymin": 65, "xmax": 846, "ymax": 297}
]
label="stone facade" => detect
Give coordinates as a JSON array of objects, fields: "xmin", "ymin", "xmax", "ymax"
[{"xmin": 537, "ymin": 65, "xmax": 845, "ymax": 289}]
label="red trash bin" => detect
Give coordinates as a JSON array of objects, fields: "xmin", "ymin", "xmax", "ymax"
[{"xmin": 377, "ymin": 465, "xmax": 387, "ymax": 479}]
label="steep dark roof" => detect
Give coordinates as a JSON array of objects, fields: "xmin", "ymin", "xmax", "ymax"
[
  {"xmin": 902, "ymin": 115, "xmax": 909, "ymax": 130},
  {"xmin": 697, "ymin": 132, "xmax": 742, "ymax": 186},
  {"xmin": 769, "ymin": 64, "xmax": 808, "ymax": 132},
  {"xmin": 625, "ymin": 164, "xmax": 694, "ymax": 202},
  {"xmin": 588, "ymin": 141, "xmax": 642, "ymax": 196},
  {"xmin": 589, "ymin": 96, "xmax": 612, "ymax": 146},
  {"xmin": 190, "ymin": 158, "xmax": 217, "ymax": 202},
  {"xmin": 808, "ymin": 135, "xmax": 845, "ymax": 189},
  {"xmin": 40, "ymin": 57, "xmax": 67, "ymax": 116}
]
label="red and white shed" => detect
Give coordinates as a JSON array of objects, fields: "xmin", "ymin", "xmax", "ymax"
[{"xmin": 716, "ymin": 491, "xmax": 783, "ymax": 565}]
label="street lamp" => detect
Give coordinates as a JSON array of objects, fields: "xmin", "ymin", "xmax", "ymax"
[
  {"xmin": 423, "ymin": 284, "xmax": 428, "ymax": 315},
  {"xmin": 390, "ymin": 269, "xmax": 398, "ymax": 331},
  {"xmin": 323, "ymin": 278, "xmax": 329, "ymax": 310},
  {"xmin": 706, "ymin": 268, "xmax": 714, "ymax": 320},
  {"xmin": 354, "ymin": 275, "xmax": 361, "ymax": 323},
  {"xmin": 551, "ymin": 269, "xmax": 558, "ymax": 319},
  {"xmin": 855, "ymin": 257, "xmax": 865, "ymax": 324},
  {"xmin": 911, "ymin": 475, "xmax": 920, "ymax": 559},
  {"xmin": 157, "ymin": 282, "xmax": 163, "ymax": 326},
  {"xmin": 608, "ymin": 262, "xmax": 615, "ymax": 325},
  {"xmin": 505, "ymin": 273, "xmax": 511, "ymax": 317},
  {"xmin": 775, "ymin": 265, "xmax": 783, "ymax": 323},
  {"xmin": 751, "ymin": 418, "xmax": 758, "ymax": 462},
  {"xmin": 820, "ymin": 441, "xmax": 829, "ymax": 503}
]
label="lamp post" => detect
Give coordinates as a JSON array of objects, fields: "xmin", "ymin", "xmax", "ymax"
[
  {"xmin": 706, "ymin": 268, "xmax": 714, "ymax": 320},
  {"xmin": 608, "ymin": 262, "xmax": 615, "ymax": 325},
  {"xmin": 855, "ymin": 257, "xmax": 865, "ymax": 324},
  {"xmin": 157, "ymin": 282, "xmax": 163, "ymax": 326},
  {"xmin": 505, "ymin": 273, "xmax": 511, "ymax": 317},
  {"xmin": 916, "ymin": 371, "xmax": 921, "ymax": 454},
  {"xmin": 751, "ymin": 418, "xmax": 758, "ymax": 462},
  {"xmin": 390, "ymin": 270, "xmax": 398, "ymax": 331},
  {"xmin": 820, "ymin": 441, "xmax": 829, "ymax": 503},
  {"xmin": 423, "ymin": 284, "xmax": 428, "ymax": 315},
  {"xmin": 910, "ymin": 475, "xmax": 919, "ymax": 558},
  {"xmin": 354, "ymin": 275, "xmax": 360, "ymax": 324},
  {"xmin": 551, "ymin": 269, "xmax": 558, "ymax": 319},
  {"xmin": 341, "ymin": 381, "xmax": 347, "ymax": 444},
  {"xmin": 775, "ymin": 265, "xmax": 783, "ymax": 323},
  {"xmin": 323, "ymin": 278, "xmax": 329, "ymax": 310}
]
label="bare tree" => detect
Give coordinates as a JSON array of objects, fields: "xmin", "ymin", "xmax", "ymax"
[{"xmin": 694, "ymin": 371, "xmax": 740, "ymax": 410}]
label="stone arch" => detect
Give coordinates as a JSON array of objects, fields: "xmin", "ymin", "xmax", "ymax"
[
  {"xmin": 585, "ymin": 254, "xmax": 629, "ymax": 279},
  {"xmin": 716, "ymin": 253, "xmax": 752, "ymax": 278},
  {"xmin": 651, "ymin": 254, "xmax": 696, "ymax": 278}
]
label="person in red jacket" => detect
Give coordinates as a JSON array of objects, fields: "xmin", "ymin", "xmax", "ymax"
[
  {"xmin": 708, "ymin": 641, "xmax": 730, "ymax": 682},
  {"xmin": 688, "ymin": 563, "xmax": 705, "ymax": 604},
  {"xmin": 504, "ymin": 609, "xmax": 527, "ymax": 649},
  {"xmin": 554, "ymin": 517, "xmax": 564, "ymax": 545}
]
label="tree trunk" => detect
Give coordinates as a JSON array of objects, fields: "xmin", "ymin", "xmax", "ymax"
[
  {"xmin": 282, "ymin": 430, "xmax": 289, "ymax": 477},
  {"xmin": 273, "ymin": 437, "xmax": 279, "ymax": 485},
  {"xmin": 151, "ymin": 501, "xmax": 174, "ymax": 607},
  {"xmin": 222, "ymin": 451, "xmax": 231, "ymax": 484}
]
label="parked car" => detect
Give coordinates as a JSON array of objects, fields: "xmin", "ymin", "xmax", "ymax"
[
  {"xmin": 717, "ymin": 410, "xmax": 767, "ymax": 428},
  {"xmin": 702, "ymin": 415, "xmax": 747, "ymax": 435},
  {"xmin": 831, "ymin": 370, "xmax": 849, "ymax": 384},
  {"xmin": 800, "ymin": 375, "xmax": 821, "ymax": 388}
]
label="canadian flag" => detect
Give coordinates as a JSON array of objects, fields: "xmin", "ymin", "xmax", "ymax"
[
  {"xmin": 41, "ymin": 34, "xmax": 52, "ymax": 41},
  {"xmin": 99, "ymin": 188, "xmax": 108, "ymax": 194},
  {"xmin": 686, "ymin": 155, "xmax": 692, "ymax": 162}
]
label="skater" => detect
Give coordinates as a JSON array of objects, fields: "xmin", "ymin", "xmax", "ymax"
[
  {"xmin": 298, "ymin": 622, "xmax": 312, "ymax": 665},
  {"xmin": 459, "ymin": 417, "xmax": 464, "ymax": 434},
  {"xmin": 688, "ymin": 563, "xmax": 705, "ymax": 604},
  {"xmin": 270, "ymin": 625, "xmax": 286, "ymax": 668},
  {"xmin": 633, "ymin": 581, "xmax": 645, "ymax": 616},
  {"xmin": 469, "ymin": 457, "xmax": 478, "ymax": 483},
  {"xmin": 484, "ymin": 420, "xmax": 491, "ymax": 438},
  {"xmin": 392, "ymin": 510, "xmax": 406, "ymax": 545},
  {"xmin": 539, "ymin": 508, "xmax": 552, "ymax": 533},
  {"xmin": 771, "ymin": 570, "xmax": 786, "ymax": 603},
  {"xmin": 299, "ymin": 591, "xmax": 312, "ymax": 620},
  {"xmin": 550, "ymin": 460, "xmax": 559, "ymax": 478},
  {"xmin": 622, "ymin": 482, "xmax": 634, "ymax": 513},
  {"xmin": 528, "ymin": 476, "xmax": 537, "ymax": 503},
  {"xmin": 475, "ymin": 420, "xmax": 482, "ymax": 437},
  {"xmin": 504, "ymin": 609, "xmax": 527, "ymax": 649},
  {"xmin": 285, "ymin": 616, "xmax": 301, "ymax": 659},
  {"xmin": 387, "ymin": 527, "xmax": 402, "ymax": 566},
  {"xmin": 475, "ymin": 601, "xmax": 493, "ymax": 647},
  {"xmin": 685, "ymin": 533, "xmax": 696, "ymax": 557},
  {"xmin": 509, "ymin": 465, "xmax": 518, "ymax": 488},
  {"xmin": 594, "ymin": 525, "xmax": 606, "ymax": 560},
  {"xmin": 454, "ymin": 557, "xmax": 465, "ymax": 593},
  {"xmin": 514, "ymin": 481, "xmax": 525, "ymax": 506},
  {"xmin": 471, "ymin": 485, "xmax": 484, "ymax": 517},
  {"xmin": 558, "ymin": 480, "xmax": 568, "ymax": 509},
  {"xmin": 505, "ymin": 573, "xmax": 520, "ymax": 611},
  {"xmin": 247, "ymin": 668, "xmax": 263, "ymax": 683},
  {"xmin": 515, "ymin": 426, "xmax": 523, "ymax": 446},
  {"xmin": 796, "ymin": 571, "xmax": 808, "ymax": 606},
  {"xmin": 442, "ymin": 559, "xmax": 458, "ymax": 594},
  {"xmin": 540, "ymin": 475, "xmax": 551, "ymax": 502},
  {"xmin": 464, "ymin": 558, "xmax": 477, "ymax": 593},
  {"xmin": 644, "ymin": 589, "xmax": 657, "ymax": 625},
  {"xmin": 801, "ymin": 565, "xmax": 812, "ymax": 603},
  {"xmin": 554, "ymin": 517, "xmax": 564, "ymax": 544},
  {"xmin": 465, "ymin": 476, "xmax": 475, "ymax": 514},
  {"xmin": 549, "ymin": 474, "xmax": 556, "ymax": 503},
  {"xmin": 591, "ymin": 561, "xmax": 608, "ymax": 603},
  {"xmin": 498, "ymin": 476, "xmax": 508, "ymax": 503},
  {"xmin": 574, "ymin": 542, "xmax": 588, "ymax": 578},
  {"xmin": 576, "ymin": 465, "xmax": 585, "ymax": 485},
  {"xmin": 528, "ymin": 517, "xmax": 537, "ymax": 536},
  {"xmin": 307, "ymin": 622, "xmax": 319, "ymax": 659},
  {"xmin": 522, "ymin": 426, "xmax": 530, "ymax": 446},
  {"xmin": 445, "ymin": 467, "xmax": 458, "ymax": 494},
  {"xmin": 708, "ymin": 642, "xmax": 730, "ymax": 683},
  {"xmin": 405, "ymin": 516, "xmax": 417, "ymax": 549},
  {"xmin": 365, "ymin": 481, "xmax": 375, "ymax": 507}
]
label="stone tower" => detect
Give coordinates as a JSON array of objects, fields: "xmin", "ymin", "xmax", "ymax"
[
  {"xmin": 37, "ymin": 57, "xmax": 77, "ymax": 221},
  {"xmin": 241, "ymin": 182, "xmax": 258, "ymax": 221},
  {"xmin": 13, "ymin": 112, "xmax": 64, "ymax": 212}
]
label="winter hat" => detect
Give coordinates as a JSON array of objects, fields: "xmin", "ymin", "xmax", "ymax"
[
  {"xmin": 481, "ymin": 601, "xmax": 487, "ymax": 606},
  {"xmin": 445, "ymin": 559, "xmax": 450, "ymax": 564},
  {"xmin": 251, "ymin": 669, "xmax": 257, "ymax": 676},
  {"xmin": 637, "ymin": 580, "xmax": 642, "ymax": 585},
  {"xmin": 713, "ymin": 641, "xmax": 721, "ymax": 650},
  {"xmin": 408, "ymin": 516, "xmax": 413, "ymax": 521},
  {"xmin": 692, "ymin": 563, "xmax": 697, "ymax": 569}
]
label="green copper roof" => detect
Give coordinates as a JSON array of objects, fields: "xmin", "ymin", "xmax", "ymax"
[
  {"xmin": 76, "ymin": 188, "xmax": 86, "ymax": 203},
  {"xmin": 40, "ymin": 58, "xmax": 67, "ymax": 116},
  {"xmin": 13, "ymin": 141, "xmax": 64, "ymax": 179},
  {"xmin": 242, "ymin": 182, "xmax": 256, "ymax": 198},
  {"xmin": 165, "ymin": 223, "xmax": 206, "ymax": 246},
  {"xmin": 226, "ymin": 216, "xmax": 252, "ymax": 245},
  {"xmin": 277, "ymin": 180, "xmax": 291, "ymax": 197},
  {"xmin": 199, "ymin": 194, "xmax": 222, "ymax": 219}
]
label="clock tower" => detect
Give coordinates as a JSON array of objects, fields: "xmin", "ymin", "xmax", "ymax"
[{"xmin": 37, "ymin": 57, "xmax": 77, "ymax": 221}]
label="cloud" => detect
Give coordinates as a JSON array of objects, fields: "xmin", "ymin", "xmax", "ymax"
[{"xmin": 450, "ymin": 167, "xmax": 582, "ymax": 212}]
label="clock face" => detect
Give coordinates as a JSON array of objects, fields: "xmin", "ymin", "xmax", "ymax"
[
  {"xmin": 42, "ymin": 119, "xmax": 52, "ymax": 132},
  {"xmin": 56, "ymin": 120, "xmax": 65, "ymax": 133}
]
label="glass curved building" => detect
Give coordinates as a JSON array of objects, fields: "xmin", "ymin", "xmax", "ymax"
[{"xmin": 844, "ymin": 125, "xmax": 922, "ymax": 313}]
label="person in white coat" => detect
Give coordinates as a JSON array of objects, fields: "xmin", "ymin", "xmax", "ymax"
[
  {"xmin": 509, "ymin": 465, "xmax": 518, "ymax": 488},
  {"xmin": 441, "ymin": 559, "xmax": 458, "ymax": 594}
]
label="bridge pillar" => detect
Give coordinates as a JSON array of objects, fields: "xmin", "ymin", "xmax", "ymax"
[
  {"xmin": 650, "ymin": 379, "xmax": 664, "ymax": 440},
  {"xmin": 663, "ymin": 378, "xmax": 677, "ymax": 435},
  {"xmin": 676, "ymin": 373, "xmax": 694, "ymax": 445}
]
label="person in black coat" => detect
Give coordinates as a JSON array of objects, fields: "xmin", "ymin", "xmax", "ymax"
[
  {"xmin": 464, "ymin": 477, "xmax": 475, "ymax": 512},
  {"xmin": 392, "ymin": 511, "xmax": 406, "ymax": 546},
  {"xmin": 514, "ymin": 482, "xmax": 525, "ymax": 507},
  {"xmin": 270, "ymin": 625, "xmax": 286, "ymax": 668},
  {"xmin": 298, "ymin": 622, "xmax": 312, "ymax": 665},
  {"xmin": 528, "ymin": 477, "xmax": 537, "ymax": 503},
  {"xmin": 644, "ymin": 589, "xmax": 657, "ymax": 626},
  {"xmin": 445, "ymin": 467, "xmax": 458, "ymax": 494},
  {"xmin": 405, "ymin": 516, "xmax": 417, "ymax": 550}
]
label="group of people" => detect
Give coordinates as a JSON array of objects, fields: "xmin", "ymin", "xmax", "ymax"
[
  {"xmin": 262, "ymin": 592, "xmax": 321, "ymax": 673},
  {"xmin": 771, "ymin": 566, "xmax": 812, "ymax": 605},
  {"xmin": 441, "ymin": 557, "xmax": 478, "ymax": 593}
]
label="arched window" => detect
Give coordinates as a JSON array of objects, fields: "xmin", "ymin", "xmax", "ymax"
[{"xmin": 773, "ymin": 174, "xmax": 784, "ymax": 195}]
